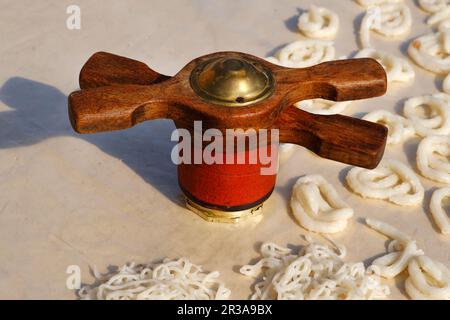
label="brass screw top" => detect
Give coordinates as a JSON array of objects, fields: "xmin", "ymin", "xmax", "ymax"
[{"xmin": 190, "ymin": 56, "xmax": 274, "ymax": 107}]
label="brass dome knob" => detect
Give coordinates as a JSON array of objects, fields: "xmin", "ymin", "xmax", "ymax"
[{"xmin": 190, "ymin": 56, "xmax": 274, "ymax": 107}]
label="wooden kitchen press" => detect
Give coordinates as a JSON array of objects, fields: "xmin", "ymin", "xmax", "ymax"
[{"xmin": 68, "ymin": 51, "xmax": 388, "ymax": 223}]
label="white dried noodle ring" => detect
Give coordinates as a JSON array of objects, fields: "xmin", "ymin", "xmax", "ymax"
[
  {"xmin": 354, "ymin": 48, "xmax": 415, "ymax": 83},
  {"xmin": 427, "ymin": 6, "xmax": 450, "ymax": 26},
  {"xmin": 346, "ymin": 159, "xmax": 424, "ymax": 206},
  {"xmin": 359, "ymin": 3, "xmax": 411, "ymax": 48},
  {"xmin": 430, "ymin": 187, "xmax": 450, "ymax": 234},
  {"xmin": 365, "ymin": 218, "xmax": 424, "ymax": 278},
  {"xmin": 294, "ymin": 99, "xmax": 352, "ymax": 115},
  {"xmin": 356, "ymin": 0, "xmax": 403, "ymax": 8},
  {"xmin": 418, "ymin": 0, "xmax": 450, "ymax": 13},
  {"xmin": 406, "ymin": 256, "xmax": 450, "ymax": 299},
  {"xmin": 297, "ymin": 6, "xmax": 339, "ymax": 40},
  {"xmin": 278, "ymin": 40, "xmax": 335, "ymax": 68},
  {"xmin": 417, "ymin": 135, "xmax": 450, "ymax": 183},
  {"xmin": 443, "ymin": 73, "xmax": 450, "ymax": 94},
  {"xmin": 374, "ymin": 3, "xmax": 412, "ymax": 38},
  {"xmin": 403, "ymin": 94, "xmax": 450, "ymax": 137},
  {"xmin": 290, "ymin": 175, "xmax": 354, "ymax": 234},
  {"xmin": 360, "ymin": 6, "xmax": 381, "ymax": 48},
  {"xmin": 408, "ymin": 31, "xmax": 450, "ymax": 74},
  {"xmin": 362, "ymin": 110, "xmax": 414, "ymax": 145}
]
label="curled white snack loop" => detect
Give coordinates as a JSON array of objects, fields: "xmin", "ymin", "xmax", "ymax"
[
  {"xmin": 294, "ymin": 99, "xmax": 352, "ymax": 115},
  {"xmin": 371, "ymin": 241, "xmax": 423, "ymax": 278},
  {"xmin": 430, "ymin": 188, "xmax": 450, "ymax": 235},
  {"xmin": 359, "ymin": 3, "xmax": 411, "ymax": 48},
  {"xmin": 356, "ymin": 0, "xmax": 403, "ymax": 7},
  {"xmin": 403, "ymin": 95, "xmax": 450, "ymax": 137},
  {"xmin": 374, "ymin": 3, "xmax": 412, "ymax": 38},
  {"xmin": 408, "ymin": 31, "xmax": 450, "ymax": 74},
  {"xmin": 406, "ymin": 256, "xmax": 450, "ymax": 299},
  {"xmin": 241, "ymin": 240, "xmax": 391, "ymax": 300},
  {"xmin": 355, "ymin": 48, "xmax": 415, "ymax": 83},
  {"xmin": 278, "ymin": 40, "xmax": 335, "ymax": 68},
  {"xmin": 362, "ymin": 110, "xmax": 415, "ymax": 145},
  {"xmin": 360, "ymin": 6, "xmax": 381, "ymax": 48},
  {"xmin": 418, "ymin": 0, "xmax": 450, "ymax": 13},
  {"xmin": 297, "ymin": 6, "xmax": 339, "ymax": 39},
  {"xmin": 346, "ymin": 160, "xmax": 424, "ymax": 206},
  {"xmin": 79, "ymin": 258, "xmax": 231, "ymax": 300},
  {"xmin": 365, "ymin": 219, "xmax": 424, "ymax": 278},
  {"xmin": 427, "ymin": 6, "xmax": 450, "ymax": 26},
  {"xmin": 290, "ymin": 175, "xmax": 354, "ymax": 234},
  {"xmin": 416, "ymin": 135, "xmax": 450, "ymax": 183}
]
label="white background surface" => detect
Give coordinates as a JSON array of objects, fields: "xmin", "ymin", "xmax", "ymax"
[{"xmin": 0, "ymin": 0, "xmax": 449, "ymax": 299}]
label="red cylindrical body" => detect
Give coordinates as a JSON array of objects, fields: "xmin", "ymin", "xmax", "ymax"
[{"xmin": 178, "ymin": 137, "xmax": 278, "ymax": 212}]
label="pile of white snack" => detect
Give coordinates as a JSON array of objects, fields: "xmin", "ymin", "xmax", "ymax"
[
  {"xmin": 79, "ymin": 1, "xmax": 450, "ymax": 300},
  {"xmin": 240, "ymin": 236, "xmax": 391, "ymax": 300},
  {"xmin": 79, "ymin": 258, "xmax": 231, "ymax": 300}
]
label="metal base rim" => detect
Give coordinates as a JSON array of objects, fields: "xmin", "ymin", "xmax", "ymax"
[{"xmin": 184, "ymin": 195, "xmax": 264, "ymax": 223}]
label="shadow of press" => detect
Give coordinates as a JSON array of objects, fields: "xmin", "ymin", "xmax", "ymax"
[{"xmin": 0, "ymin": 77, "xmax": 182, "ymax": 206}]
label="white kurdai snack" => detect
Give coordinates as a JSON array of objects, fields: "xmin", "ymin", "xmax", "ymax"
[
  {"xmin": 360, "ymin": 6, "xmax": 381, "ymax": 48},
  {"xmin": 374, "ymin": 3, "xmax": 412, "ymax": 38},
  {"xmin": 78, "ymin": 258, "xmax": 231, "ymax": 300},
  {"xmin": 418, "ymin": 0, "xmax": 450, "ymax": 13},
  {"xmin": 346, "ymin": 160, "xmax": 424, "ymax": 206},
  {"xmin": 290, "ymin": 175, "xmax": 354, "ymax": 234},
  {"xmin": 297, "ymin": 6, "xmax": 339, "ymax": 39},
  {"xmin": 427, "ymin": 6, "xmax": 450, "ymax": 25},
  {"xmin": 240, "ymin": 240, "xmax": 391, "ymax": 300},
  {"xmin": 430, "ymin": 187, "xmax": 450, "ymax": 234},
  {"xmin": 408, "ymin": 31, "xmax": 450, "ymax": 74},
  {"xmin": 362, "ymin": 110, "xmax": 415, "ymax": 145},
  {"xmin": 406, "ymin": 255, "xmax": 450, "ymax": 299},
  {"xmin": 365, "ymin": 218, "xmax": 424, "ymax": 278},
  {"xmin": 294, "ymin": 99, "xmax": 352, "ymax": 115},
  {"xmin": 403, "ymin": 94, "xmax": 450, "ymax": 137},
  {"xmin": 278, "ymin": 40, "xmax": 335, "ymax": 68},
  {"xmin": 359, "ymin": 3, "xmax": 411, "ymax": 48},
  {"xmin": 416, "ymin": 135, "xmax": 450, "ymax": 183},
  {"xmin": 356, "ymin": 0, "xmax": 404, "ymax": 7},
  {"xmin": 355, "ymin": 48, "xmax": 415, "ymax": 83}
]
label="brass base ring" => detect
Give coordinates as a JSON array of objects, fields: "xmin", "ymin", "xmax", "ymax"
[{"xmin": 184, "ymin": 196, "xmax": 264, "ymax": 223}]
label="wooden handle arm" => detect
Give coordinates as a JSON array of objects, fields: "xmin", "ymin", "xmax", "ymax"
[
  {"xmin": 275, "ymin": 58, "xmax": 387, "ymax": 105},
  {"xmin": 68, "ymin": 84, "xmax": 173, "ymax": 133},
  {"xmin": 79, "ymin": 52, "xmax": 171, "ymax": 89},
  {"xmin": 275, "ymin": 105, "xmax": 387, "ymax": 169}
]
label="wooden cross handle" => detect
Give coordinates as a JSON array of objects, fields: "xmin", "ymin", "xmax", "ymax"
[
  {"xmin": 79, "ymin": 52, "xmax": 170, "ymax": 89},
  {"xmin": 69, "ymin": 52, "xmax": 388, "ymax": 168},
  {"xmin": 275, "ymin": 106, "xmax": 386, "ymax": 168}
]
